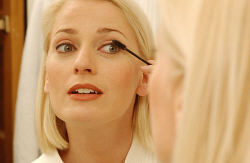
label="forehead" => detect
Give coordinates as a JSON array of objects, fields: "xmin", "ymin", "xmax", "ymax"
[{"xmin": 52, "ymin": 0, "xmax": 132, "ymax": 34}]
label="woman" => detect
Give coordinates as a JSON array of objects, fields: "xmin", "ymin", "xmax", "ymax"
[
  {"xmin": 33, "ymin": 0, "xmax": 158, "ymax": 162},
  {"xmin": 144, "ymin": 0, "xmax": 250, "ymax": 162}
]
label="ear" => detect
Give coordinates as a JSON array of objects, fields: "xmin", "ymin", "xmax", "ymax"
[
  {"xmin": 44, "ymin": 74, "xmax": 49, "ymax": 93},
  {"xmin": 136, "ymin": 71, "xmax": 149, "ymax": 96}
]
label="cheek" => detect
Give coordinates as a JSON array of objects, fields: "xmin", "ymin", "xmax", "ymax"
[
  {"xmin": 45, "ymin": 59, "xmax": 73, "ymax": 118},
  {"xmin": 104, "ymin": 63, "xmax": 140, "ymax": 116},
  {"xmin": 46, "ymin": 59, "xmax": 71, "ymax": 94},
  {"xmin": 105, "ymin": 62, "xmax": 140, "ymax": 90}
]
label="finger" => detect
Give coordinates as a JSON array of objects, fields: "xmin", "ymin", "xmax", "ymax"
[
  {"xmin": 148, "ymin": 60, "xmax": 155, "ymax": 65},
  {"xmin": 140, "ymin": 65, "xmax": 153, "ymax": 74}
]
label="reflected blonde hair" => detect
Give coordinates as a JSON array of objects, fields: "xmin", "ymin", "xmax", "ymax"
[
  {"xmin": 36, "ymin": 0, "xmax": 155, "ymax": 153},
  {"xmin": 159, "ymin": 0, "xmax": 250, "ymax": 162}
]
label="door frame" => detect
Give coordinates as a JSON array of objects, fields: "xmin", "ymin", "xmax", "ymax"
[{"xmin": 0, "ymin": 0, "xmax": 25, "ymax": 162}]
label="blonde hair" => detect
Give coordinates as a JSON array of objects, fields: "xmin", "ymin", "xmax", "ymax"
[
  {"xmin": 159, "ymin": 0, "xmax": 250, "ymax": 162},
  {"xmin": 36, "ymin": 0, "xmax": 155, "ymax": 153}
]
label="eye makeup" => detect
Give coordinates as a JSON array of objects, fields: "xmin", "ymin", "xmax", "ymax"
[{"xmin": 112, "ymin": 40, "xmax": 151, "ymax": 65}]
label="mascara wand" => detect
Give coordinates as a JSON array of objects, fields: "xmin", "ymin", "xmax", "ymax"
[{"xmin": 112, "ymin": 40, "xmax": 151, "ymax": 65}]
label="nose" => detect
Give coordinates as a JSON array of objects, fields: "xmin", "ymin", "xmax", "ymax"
[{"xmin": 73, "ymin": 48, "xmax": 97, "ymax": 74}]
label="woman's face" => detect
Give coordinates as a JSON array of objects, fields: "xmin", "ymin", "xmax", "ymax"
[
  {"xmin": 148, "ymin": 29, "xmax": 182, "ymax": 162},
  {"xmin": 45, "ymin": 0, "xmax": 147, "ymax": 125}
]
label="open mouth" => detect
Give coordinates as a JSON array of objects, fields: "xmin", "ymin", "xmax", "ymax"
[
  {"xmin": 68, "ymin": 83, "xmax": 103, "ymax": 101},
  {"xmin": 71, "ymin": 88, "xmax": 102, "ymax": 95}
]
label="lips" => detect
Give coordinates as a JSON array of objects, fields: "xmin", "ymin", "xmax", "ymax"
[{"xmin": 68, "ymin": 83, "xmax": 103, "ymax": 101}]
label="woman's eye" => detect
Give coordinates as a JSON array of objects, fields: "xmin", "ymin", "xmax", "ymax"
[
  {"xmin": 56, "ymin": 43, "xmax": 74, "ymax": 53},
  {"xmin": 100, "ymin": 43, "xmax": 120, "ymax": 54}
]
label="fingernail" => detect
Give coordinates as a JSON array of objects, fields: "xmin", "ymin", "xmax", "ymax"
[
  {"xmin": 148, "ymin": 60, "xmax": 154, "ymax": 64},
  {"xmin": 140, "ymin": 66, "xmax": 148, "ymax": 69}
]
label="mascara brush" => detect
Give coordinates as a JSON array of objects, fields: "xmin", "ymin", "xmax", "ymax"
[{"xmin": 112, "ymin": 40, "xmax": 151, "ymax": 65}]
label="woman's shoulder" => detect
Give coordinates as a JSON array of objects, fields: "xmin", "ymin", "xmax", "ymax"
[
  {"xmin": 32, "ymin": 150, "xmax": 63, "ymax": 163},
  {"xmin": 125, "ymin": 137, "xmax": 160, "ymax": 163}
]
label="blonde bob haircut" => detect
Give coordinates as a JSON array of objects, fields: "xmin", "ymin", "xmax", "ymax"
[
  {"xmin": 36, "ymin": 0, "xmax": 155, "ymax": 153},
  {"xmin": 158, "ymin": 0, "xmax": 250, "ymax": 162}
]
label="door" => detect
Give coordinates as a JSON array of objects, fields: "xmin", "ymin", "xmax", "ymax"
[{"xmin": 0, "ymin": 0, "xmax": 25, "ymax": 162}]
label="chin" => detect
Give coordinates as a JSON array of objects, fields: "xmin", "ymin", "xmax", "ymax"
[{"xmin": 55, "ymin": 106, "xmax": 100, "ymax": 123}]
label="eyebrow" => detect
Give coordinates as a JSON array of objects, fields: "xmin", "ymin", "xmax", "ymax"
[
  {"xmin": 55, "ymin": 28, "xmax": 78, "ymax": 35},
  {"xmin": 55, "ymin": 27, "xmax": 126, "ymax": 38},
  {"xmin": 97, "ymin": 27, "xmax": 126, "ymax": 38}
]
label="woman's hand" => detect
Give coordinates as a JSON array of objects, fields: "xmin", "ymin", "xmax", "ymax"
[{"xmin": 140, "ymin": 60, "xmax": 155, "ymax": 76}]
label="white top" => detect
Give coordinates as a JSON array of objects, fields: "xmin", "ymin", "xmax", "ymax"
[{"xmin": 32, "ymin": 137, "xmax": 159, "ymax": 163}]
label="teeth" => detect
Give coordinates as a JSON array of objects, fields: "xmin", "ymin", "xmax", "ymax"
[{"xmin": 76, "ymin": 88, "xmax": 97, "ymax": 94}]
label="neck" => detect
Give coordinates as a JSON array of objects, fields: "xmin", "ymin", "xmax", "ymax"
[{"xmin": 60, "ymin": 117, "xmax": 133, "ymax": 163}]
